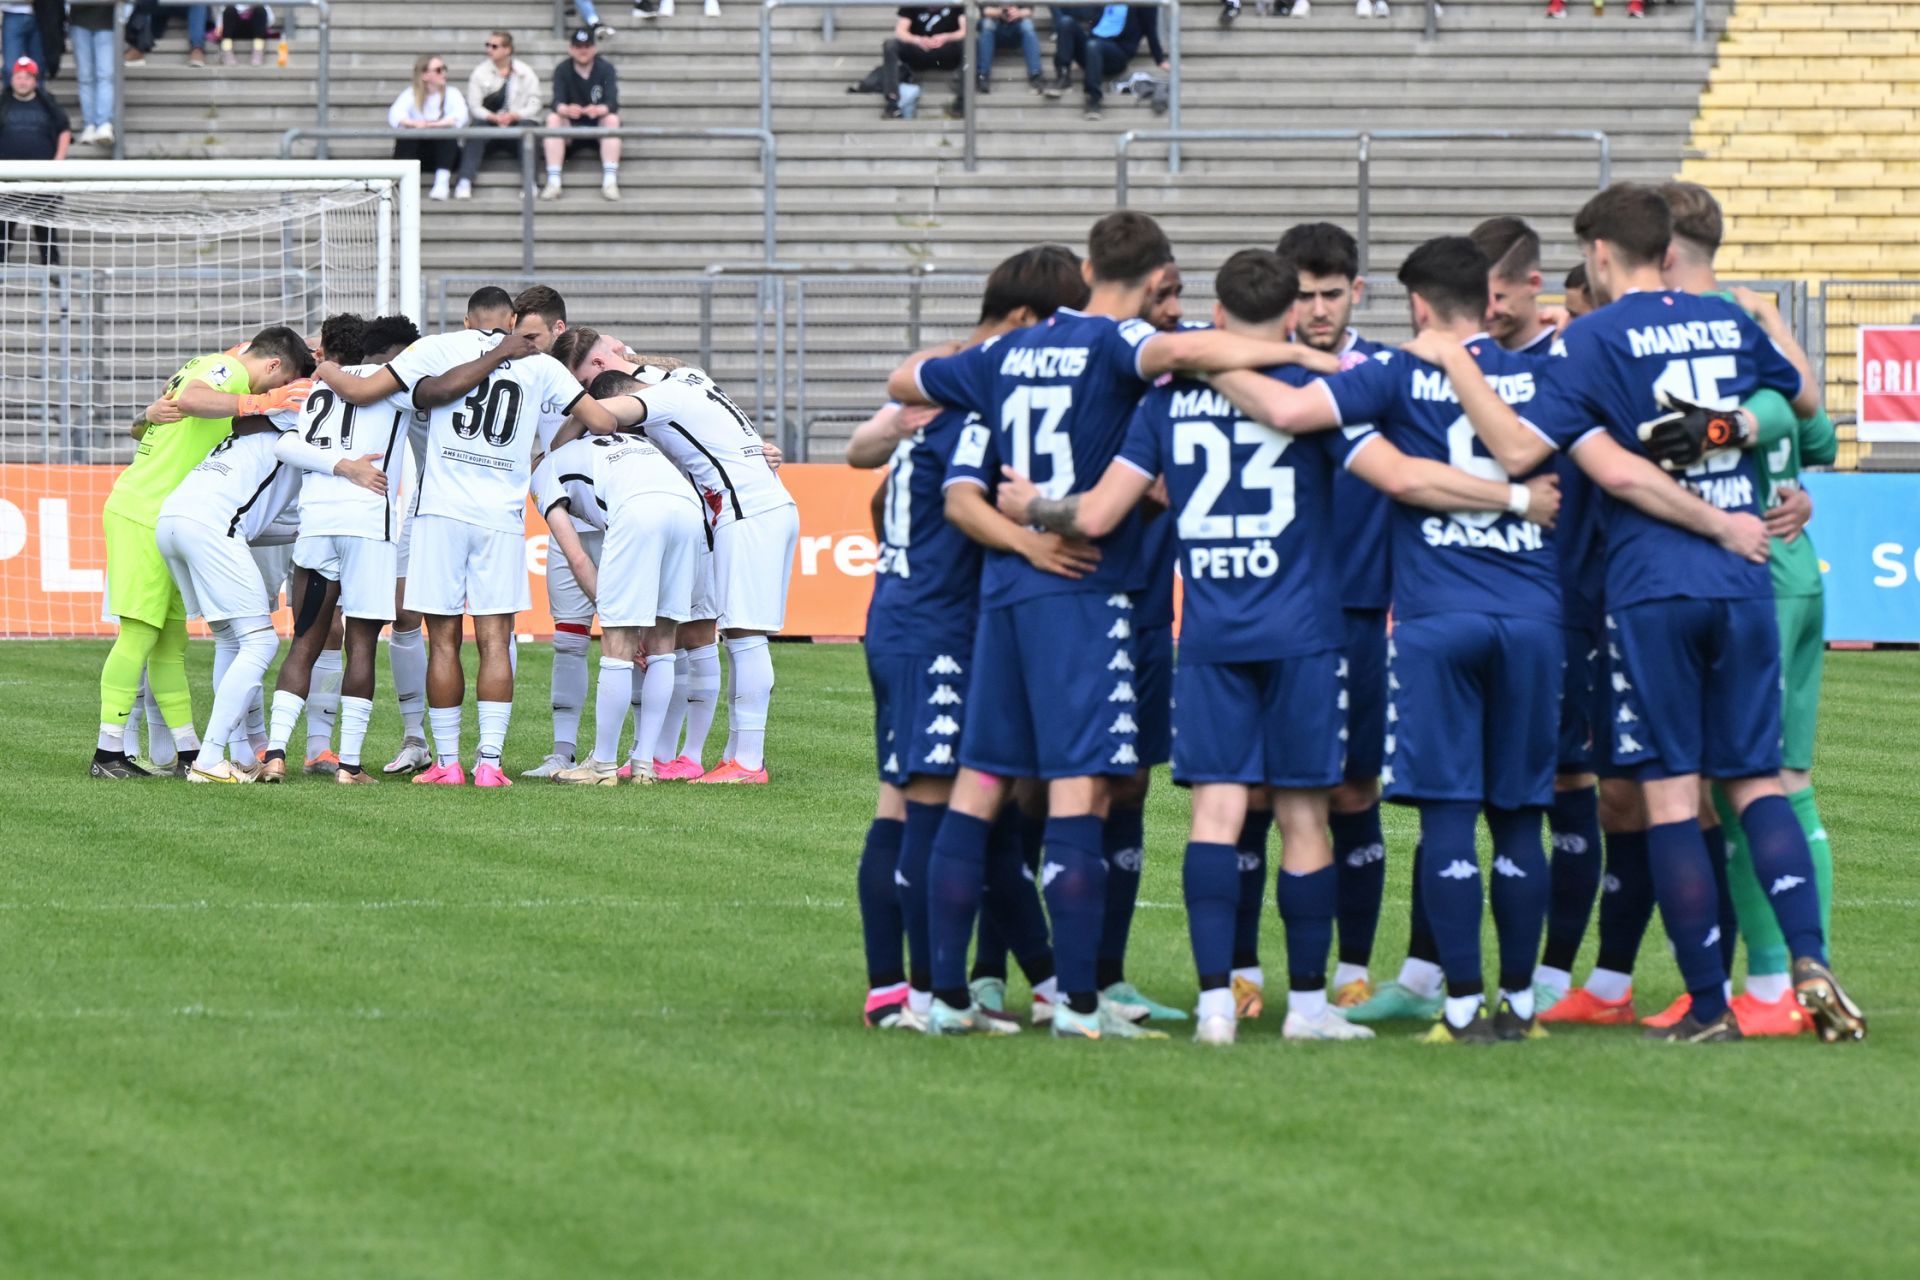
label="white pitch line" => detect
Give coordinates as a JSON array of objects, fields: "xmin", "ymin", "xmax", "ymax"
[{"xmin": 0, "ymin": 897, "xmax": 851, "ymax": 914}]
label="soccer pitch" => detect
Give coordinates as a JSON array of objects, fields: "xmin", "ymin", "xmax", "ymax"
[{"xmin": 3, "ymin": 641, "xmax": 1915, "ymax": 1278}]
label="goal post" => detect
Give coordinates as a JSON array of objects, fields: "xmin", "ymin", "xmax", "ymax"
[{"xmin": 0, "ymin": 160, "xmax": 421, "ymax": 637}]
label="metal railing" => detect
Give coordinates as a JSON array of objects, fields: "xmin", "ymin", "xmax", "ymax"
[
  {"xmin": 113, "ymin": 0, "xmax": 332, "ymax": 161},
  {"xmin": 761, "ymin": 0, "xmax": 1182, "ymax": 174},
  {"xmin": 280, "ymin": 125, "xmax": 779, "ymax": 270}
]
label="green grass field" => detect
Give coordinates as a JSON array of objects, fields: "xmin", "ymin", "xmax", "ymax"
[{"xmin": 2, "ymin": 640, "xmax": 1915, "ymax": 1278}]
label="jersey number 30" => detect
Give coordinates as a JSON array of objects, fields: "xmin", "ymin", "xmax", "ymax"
[
  {"xmin": 450, "ymin": 377, "xmax": 524, "ymax": 447},
  {"xmin": 1174, "ymin": 420, "xmax": 1295, "ymax": 540}
]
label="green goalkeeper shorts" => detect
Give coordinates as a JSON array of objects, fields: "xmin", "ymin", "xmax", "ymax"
[
  {"xmin": 1777, "ymin": 591, "xmax": 1824, "ymax": 772},
  {"xmin": 103, "ymin": 510, "xmax": 184, "ymax": 629}
]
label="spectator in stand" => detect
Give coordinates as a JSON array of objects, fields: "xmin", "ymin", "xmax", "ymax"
[
  {"xmin": 1563, "ymin": 263, "xmax": 1594, "ymax": 317},
  {"xmin": 881, "ymin": 6, "xmax": 966, "ymax": 121},
  {"xmin": 0, "ymin": 55, "xmax": 70, "ymax": 267},
  {"xmin": 977, "ymin": 7, "xmax": 1044, "ymax": 95},
  {"xmin": 573, "ymin": 1, "xmax": 613, "ymax": 42},
  {"xmin": 388, "ymin": 54, "xmax": 469, "ymax": 202},
  {"xmin": 217, "ymin": 6, "xmax": 271, "ymax": 66},
  {"xmin": 1550, "ymin": 2, "xmax": 1637, "ymax": 18},
  {"xmin": 1, "ymin": 4, "xmax": 41, "ymax": 71},
  {"xmin": 67, "ymin": 4, "xmax": 116, "ymax": 145},
  {"xmin": 1043, "ymin": 6, "xmax": 1098, "ymax": 98},
  {"xmin": 634, "ymin": 1, "xmax": 724, "ymax": 18},
  {"xmin": 542, "ymin": 27, "xmax": 621, "ymax": 202},
  {"xmin": 457, "ymin": 31, "xmax": 542, "ymax": 201},
  {"xmin": 1075, "ymin": 4, "xmax": 1166, "ymax": 122},
  {"xmin": 127, "ymin": 2, "xmax": 211, "ymax": 68}
]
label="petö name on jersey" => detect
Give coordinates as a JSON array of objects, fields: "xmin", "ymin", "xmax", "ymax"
[
  {"xmin": 1626, "ymin": 319, "xmax": 1745, "ymax": 358},
  {"xmin": 1411, "ymin": 369, "xmax": 1537, "ymax": 405},
  {"xmin": 1187, "ymin": 540, "xmax": 1284, "ymax": 580},
  {"xmin": 998, "ymin": 346, "xmax": 1087, "ymax": 378},
  {"xmin": 1421, "ymin": 515, "xmax": 1544, "ymax": 553}
]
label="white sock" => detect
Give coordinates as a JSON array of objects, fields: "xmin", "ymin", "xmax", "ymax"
[
  {"xmin": 99, "ymin": 721, "xmax": 126, "ymax": 753},
  {"xmin": 546, "ymin": 164, "xmax": 561, "ymax": 182},
  {"xmin": 683, "ymin": 643, "xmax": 721, "ymax": 763},
  {"xmin": 633, "ymin": 652, "xmax": 677, "ymax": 766},
  {"xmin": 170, "ymin": 724, "xmax": 201, "ymax": 753},
  {"xmin": 594, "ymin": 657, "xmax": 634, "ymax": 765},
  {"xmin": 268, "ymin": 689, "xmax": 305, "ymax": 754},
  {"xmin": 476, "ymin": 699, "xmax": 511, "ymax": 765},
  {"xmin": 245, "ymin": 684, "xmax": 268, "ymax": 755},
  {"xmin": 602, "ymin": 163, "xmax": 618, "ymax": 182},
  {"xmin": 1397, "ymin": 957, "xmax": 1444, "ymax": 998},
  {"xmin": 1532, "ymin": 964, "xmax": 1573, "ymax": 993},
  {"xmin": 1287, "ymin": 987, "xmax": 1328, "ymax": 1019},
  {"xmin": 211, "ymin": 622, "xmax": 238, "ymax": 701},
  {"xmin": 1197, "ymin": 987, "xmax": 1235, "ymax": 1022},
  {"xmin": 205, "ymin": 621, "xmax": 278, "ymax": 756},
  {"xmin": 142, "ymin": 677, "xmax": 175, "ymax": 764},
  {"xmin": 654, "ymin": 648, "xmax": 690, "ymax": 760},
  {"xmin": 1032, "ymin": 976, "xmax": 1058, "ymax": 1005},
  {"xmin": 509, "ymin": 633, "xmax": 519, "ymax": 678},
  {"xmin": 724, "ymin": 635, "xmax": 773, "ymax": 771},
  {"xmin": 339, "ymin": 696, "xmax": 373, "ymax": 768},
  {"xmin": 1746, "ymin": 971, "xmax": 1790, "ymax": 1003},
  {"xmin": 1333, "ymin": 962, "xmax": 1369, "ymax": 990},
  {"xmin": 1231, "ymin": 965, "xmax": 1264, "ymax": 990},
  {"xmin": 1584, "ymin": 967, "xmax": 1632, "ymax": 1002},
  {"xmin": 429, "ymin": 705, "xmax": 463, "ymax": 767},
  {"xmin": 907, "ymin": 987, "xmax": 932, "ymax": 1016},
  {"xmin": 551, "ymin": 627, "xmax": 590, "ymax": 759},
  {"xmin": 1443, "ymin": 993, "xmax": 1484, "ymax": 1029},
  {"xmin": 307, "ymin": 648, "xmax": 342, "ymax": 757},
  {"xmin": 229, "ymin": 724, "xmax": 259, "ymax": 766},
  {"xmin": 389, "ymin": 626, "xmax": 428, "ymax": 740},
  {"xmin": 1502, "ymin": 987, "xmax": 1534, "ymax": 1020}
]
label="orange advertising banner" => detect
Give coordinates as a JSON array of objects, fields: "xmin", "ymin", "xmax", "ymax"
[{"xmin": 0, "ymin": 463, "xmax": 887, "ymax": 639}]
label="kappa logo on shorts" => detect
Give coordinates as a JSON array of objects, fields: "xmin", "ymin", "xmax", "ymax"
[
  {"xmin": 1108, "ymin": 712, "xmax": 1137, "ymax": 734},
  {"xmin": 1338, "ymin": 726, "xmax": 1349, "ymax": 742},
  {"xmin": 1110, "ymin": 845, "xmax": 1143, "ymax": 872},
  {"xmin": 1336, "ymin": 657, "xmax": 1349, "ymax": 679},
  {"xmin": 927, "ymin": 684, "xmax": 962, "ymax": 706},
  {"xmin": 1438, "ymin": 859, "xmax": 1478, "ymax": 880},
  {"xmin": 927, "ymin": 654, "xmax": 963, "ymax": 676},
  {"xmin": 1602, "ymin": 874, "xmax": 1622, "ymax": 894},
  {"xmin": 1388, "ymin": 672, "xmax": 1400, "ymax": 692},
  {"xmin": 1386, "ymin": 703, "xmax": 1398, "ymax": 724},
  {"xmin": 1384, "ymin": 734, "xmax": 1397, "ymax": 756},
  {"xmin": 1769, "ymin": 874, "xmax": 1807, "ymax": 896},
  {"xmin": 1704, "ymin": 925, "xmax": 1721, "ymax": 949},
  {"xmin": 1107, "ymin": 650, "xmax": 1134, "ymax": 672},
  {"xmin": 883, "ymin": 752, "xmax": 901, "ymax": 775},
  {"xmin": 928, "ymin": 715, "xmax": 958, "ymax": 736},
  {"xmin": 1618, "ymin": 733, "xmax": 1646, "ymax": 755},
  {"xmin": 1345, "ymin": 843, "xmax": 1385, "ymax": 869},
  {"xmin": 1110, "ymin": 744, "xmax": 1139, "ymax": 767},
  {"xmin": 1107, "ymin": 618, "xmax": 1131, "ymax": 640},
  {"xmin": 1617, "ymin": 705, "xmax": 1638, "ymax": 724},
  {"xmin": 1380, "ymin": 765, "xmax": 1394, "ymax": 785},
  {"xmin": 1040, "ymin": 860, "xmax": 1065, "ymax": 889},
  {"xmin": 1612, "ymin": 671, "xmax": 1633, "ymax": 693},
  {"xmin": 1107, "ymin": 593, "xmax": 1132, "ymax": 609},
  {"xmin": 1493, "ymin": 856, "xmax": 1529, "ymax": 879},
  {"xmin": 1108, "ymin": 682, "xmax": 1136, "ymax": 703},
  {"xmin": 1338, "ymin": 689, "xmax": 1349, "ymax": 711},
  {"xmin": 894, "ymin": 869, "xmax": 911, "ymax": 888},
  {"xmin": 924, "ymin": 744, "xmax": 955, "ymax": 766},
  {"xmin": 1609, "ymin": 642, "xmax": 1623, "ymax": 662},
  {"xmin": 1237, "ymin": 852, "xmax": 1262, "ymax": 873},
  {"xmin": 1387, "ymin": 638, "xmax": 1398, "ymax": 660}
]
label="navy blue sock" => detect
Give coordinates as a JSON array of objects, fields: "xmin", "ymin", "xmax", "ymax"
[
  {"xmin": 857, "ymin": 817, "xmax": 907, "ymax": 988},
  {"xmin": 1418, "ymin": 804, "xmax": 1484, "ymax": 997},
  {"xmin": 983, "ymin": 806, "xmax": 1055, "ymax": 985},
  {"xmin": 898, "ymin": 801, "xmax": 943, "ymax": 994},
  {"xmin": 1594, "ymin": 828, "xmax": 1654, "ymax": 975},
  {"xmin": 1232, "ymin": 807, "xmax": 1271, "ymax": 969},
  {"xmin": 1183, "ymin": 841, "xmax": 1239, "ymax": 991},
  {"xmin": 1406, "ymin": 840, "xmax": 1440, "ymax": 964},
  {"xmin": 1486, "ymin": 806, "xmax": 1550, "ymax": 995},
  {"xmin": 971, "ymin": 911, "xmax": 1010, "ymax": 983},
  {"xmin": 924, "ymin": 805, "xmax": 991, "ymax": 1006},
  {"xmin": 1700, "ymin": 822, "xmax": 1738, "ymax": 973},
  {"xmin": 1041, "ymin": 814, "xmax": 1108, "ymax": 1012},
  {"xmin": 1277, "ymin": 864, "xmax": 1337, "ymax": 992},
  {"xmin": 1738, "ymin": 793, "xmax": 1828, "ymax": 964},
  {"xmin": 1646, "ymin": 819, "xmax": 1729, "ymax": 1023},
  {"xmin": 1096, "ymin": 804, "xmax": 1145, "ymax": 988},
  {"xmin": 1541, "ymin": 785, "xmax": 1602, "ymax": 972},
  {"xmin": 1331, "ymin": 805, "xmax": 1387, "ymax": 967}
]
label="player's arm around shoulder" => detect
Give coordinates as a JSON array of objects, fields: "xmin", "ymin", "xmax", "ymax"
[
  {"xmin": 999, "ymin": 457, "xmax": 1152, "ymax": 542},
  {"xmin": 1569, "ymin": 430, "xmax": 1768, "ymax": 562},
  {"xmin": 1209, "ymin": 367, "xmax": 1341, "ymax": 434},
  {"xmin": 1348, "ymin": 435, "xmax": 1559, "ymax": 527},
  {"xmin": 1136, "ymin": 327, "xmax": 1340, "ymax": 380},
  {"xmin": 886, "ymin": 338, "xmax": 973, "ymax": 407},
  {"xmin": 846, "ymin": 403, "xmax": 938, "ymax": 469}
]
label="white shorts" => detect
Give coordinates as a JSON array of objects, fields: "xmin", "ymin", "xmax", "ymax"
[
  {"xmin": 690, "ymin": 540, "xmax": 718, "ymax": 621},
  {"xmin": 402, "ymin": 514, "xmax": 531, "ymax": 617},
  {"xmin": 395, "ymin": 488, "xmax": 420, "ymax": 579},
  {"xmin": 546, "ymin": 527, "xmax": 604, "ymax": 624},
  {"xmin": 295, "ymin": 533, "xmax": 399, "ymax": 622},
  {"xmin": 600, "ymin": 501, "xmax": 703, "ymax": 628},
  {"xmin": 251, "ymin": 543, "xmax": 293, "ymax": 609},
  {"xmin": 156, "ymin": 515, "xmax": 272, "ymax": 624},
  {"xmin": 714, "ymin": 504, "xmax": 800, "ymax": 633}
]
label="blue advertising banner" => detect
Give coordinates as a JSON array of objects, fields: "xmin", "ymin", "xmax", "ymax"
[{"xmin": 1802, "ymin": 472, "xmax": 1920, "ymax": 643}]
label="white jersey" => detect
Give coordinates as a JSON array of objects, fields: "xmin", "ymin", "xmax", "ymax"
[
  {"xmin": 160, "ymin": 421, "xmax": 303, "ymax": 541},
  {"xmin": 386, "ymin": 329, "xmax": 587, "ymax": 534},
  {"xmin": 293, "ymin": 364, "xmax": 420, "ymax": 542},
  {"xmin": 532, "ymin": 435, "xmax": 702, "ymax": 534},
  {"xmin": 635, "ymin": 367, "xmax": 792, "ymax": 527}
]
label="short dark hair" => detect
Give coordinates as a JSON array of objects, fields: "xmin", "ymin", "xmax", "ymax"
[
  {"xmin": 1087, "ymin": 211, "xmax": 1173, "ymax": 287},
  {"xmin": 1564, "ymin": 262, "xmax": 1588, "ymax": 292},
  {"xmin": 1468, "ymin": 216, "xmax": 1541, "ymax": 283},
  {"xmin": 980, "ymin": 244, "xmax": 1090, "ymax": 323},
  {"xmin": 587, "ymin": 369, "xmax": 642, "ymax": 398},
  {"xmin": 1573, "ymin": 183, "xmax": 1671, "ymax": 268},
  {"xmin": 318, "ymin": 313, "xmax": 367, "ymax": 366},
  {"xmin": 362, "ymin": 314, "xmax": 422, "ymax": 361},
  {"xmin": 1276, "ymin": 222, "xmax": 1360, "ymax": 282},
  {"xmin": 551, "ymin": 324, "xmax": 601, "ymax": 375},
  {"xmin": 466, "ymin": 286, "xmax": 514, "ymax": 319},
  {"xmin": 248, "ymin": 325, "xmax": 315, "ymax": 376},
  {"xmin": 1659, "ymin": 181, "xmax": 1723, "ymax": 257},
  {"xmin": 1215, "ymin": 249, "xmax": 1300, "ymax": 326},
  {"xmin": 513, "ymin": 284, "xmax": 567, "ymax": 326},
  {"xmin": 1396, "ymin": 236, "xmax": 1491, "ymax": 324}
]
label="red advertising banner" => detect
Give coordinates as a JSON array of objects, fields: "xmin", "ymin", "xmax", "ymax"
[
  {"xmin": 1857, "ymin": 326, "xmax": 1920, "ymax": 443},
  {"xmin": 0, "ymin": 463, "xmax": 886, "ymax": 639}
]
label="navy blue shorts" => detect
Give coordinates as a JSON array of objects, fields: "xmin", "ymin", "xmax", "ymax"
[
  {"xmin": 1341, "ymin": 607, "xmax": 1388, "ymax": 783},
  {"xmin": 1172, "ymin": 649, "xmax": 1345, "ymax": 790},
  {"xmin": 1606, "ymin": 597, "xmax": 1782, "ymax": 781},
  {"xmin": 958, "ymin": 591, "xmax": 1140, "ymax": 780},
  {"xmin": 1133, "ymin": 622, "xmax": 1173, "ymax": 768},
  {"xmin": 1384, "ymin": 611, "xmax": 1560, "ymax": 810},
  {"xmin": 1557, "ymin": 624, "xmax": 1602, "ymax": 773},
  {"xmin": 867, "ymin": 647, "xmax": 970, "ymax": 785}
]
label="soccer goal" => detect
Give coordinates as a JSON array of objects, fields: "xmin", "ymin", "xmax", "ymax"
[{"xmin": 0, "ymin": 160, "xmax": 420, "ymax": 638}]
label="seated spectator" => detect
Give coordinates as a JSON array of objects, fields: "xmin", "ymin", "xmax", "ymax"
[
  {"xmin": 1043, "ymin": 6, "xmax": 1099, "ymax": 98},
  {"xmin": 0, "ymin": 55, "xmax": 70, "ymax": 266},
  {"xmin": 67, "ymin": 3, "xmax": 116, "ymax": 145},
  {"xmin": 389, "ymin": 54, "xmax": 469, "ymax": 202},
  {"xmin": 217, "ymin": 6, "xmax": 271, "ymax": 66},
  {"xmin": 126, "ymin": 2, "xmax": 211, "ymax": 68},
  {"xmin": 1075, "ymin": 4, "xmax": 1167, "ymax": 121},
  {"xmin": 633, "ymin": 2, "xmax": 724, "ymax": 18},
  {"xmin": 881, "ymin": 6, "xmax": 966, "ymax": 121},
  {"xmin": 574, "ymin": 1, "xmax": 615, "ymax": 41},
  {"xmin": 542, "ymin": 28, "xmax": 621, "ymax": 202},
  {"xmin": 977, "ymin": 7, "xmax": 1043, "ymax": 95},
  {"xmin": 457, "ymin": 31, "xmax": 542, "ymax": 200}
]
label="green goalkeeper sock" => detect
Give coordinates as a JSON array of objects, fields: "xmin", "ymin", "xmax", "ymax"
[
  {"xmin": 145, "ymin": 614, "xmax": 196, "ymax": 734},
  {"xmin": 1716, "ymin": 787, "xmax": 1789, "ymax": 977},
  {"xmin": 1789, "ymin": 786, "xmax": 1834, "ymax": 943},
  {"xmin": 99, "ymin": 617, "xmax": 160, "ymax": 727}
]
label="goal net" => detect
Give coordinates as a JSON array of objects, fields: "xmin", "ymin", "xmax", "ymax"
[{"xmin": 0, "ymin": 160, "xmax": 420, "ymax": 637}]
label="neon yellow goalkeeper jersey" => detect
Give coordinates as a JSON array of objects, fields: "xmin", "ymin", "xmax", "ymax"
[{"xmin": 101, "ymin": 352, "xmax": 252, "ymax": 527}]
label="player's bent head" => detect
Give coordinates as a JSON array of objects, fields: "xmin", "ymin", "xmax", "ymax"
[
  {"xmin": 1276, "ymin": 222, "xmax": 1360, "ymax": 284},
  {"xmin": 980, "ymin": 243, "xmax": 1089, "ymax": 325},
  {"xmin": 1214, "ymin": 248, "xmax": 1299, "ymax": 329},
  {"xmin": 1086, "ymin": 211, "xmax": 1174, "ymax": 288},
  {"xmin": 318, "ymin": 313, "xmax": 368, "ymax": 367},
  {"xmin": 1573, "ymin": 182, "xmax": 1671, "ymax": 269},
  {"xmin": 244, "ymin": 326, "xmax": 315, "ymax": 386},
  {"xmin": 1657, "ymin": 180, "xmax": 1723, "ymax": 267},
  {"xmin": 588, "ymin": 369, "xmax": 643, "ymax": 399},
  {"xmin": 1397, "ymin": 236, "xmax": 1492, "ymax": 327},
  {"xmin": 1563, "ymin": 263, "xmax": 1593, "ymax": 317},
  {"xmin": 363, "ymin": 314, "xmax": 422, "ymax": 364},
  {"xmin": 1467, "ymin": 216, "xmax": 1541, "ymax": 285},
  {"xmin": 465, "ymin": 286, "xmax": 515, "ymax": 330},
  {"xmin": 512, "ymin": 285, "xmax": 568, "ymax": 351}
]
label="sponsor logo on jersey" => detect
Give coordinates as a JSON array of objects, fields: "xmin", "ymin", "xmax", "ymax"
[
  {"xmin": 1438, "ymin": 859, "xmax": 1478, "ymax": 880},
  {"xmin": 1625, "ymin": 319, "xmax": 1743, "ymax": 359},
  {"xmin": 997, "ymin": 345, "xmax": 1088, "ymax": 379},
  {"xmin": 1410, "ymin": 368, "xmax": 1536, "ymax": 406}
]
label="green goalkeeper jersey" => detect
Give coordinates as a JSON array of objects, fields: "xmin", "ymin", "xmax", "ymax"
[{"xmin": 101, "ymin": 352, "xmax": 251, "ymax": 527}]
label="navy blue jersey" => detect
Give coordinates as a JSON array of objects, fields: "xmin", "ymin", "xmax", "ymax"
[
  {"xmin": 1516, "ymin": 331, "xmax": 1608, "ymax": 627},
  {"xmin": 865, "ymin": 408, "xmax": 983, "ymax": 656},
  {"xmin": 1329, "ymin": 331, "xmax": 1394, "ymax": 610},
  {"xmin": 1118, "ymin": 366, "xmax": 1372, "ymax": 663},
  {"xmin": 923, "ymin": 308, "xmax": 1157, "ymax": 608},
  {"xmin": 1531, "ymin": 291, "xmax": 1801, "ymax": 608},
  {"xmin": 1324, "ymin": 336, "xmax": 1561, "ymax": 625},
  {"xmin": 1133, "ymin": 507, "xmax": 1177, "ymax": 628}
]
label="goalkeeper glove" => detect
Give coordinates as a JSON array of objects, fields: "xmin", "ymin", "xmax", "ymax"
[
  {"xmin": 236, "ymin": 379, "xmax": 314, "ymax": 418},
  {"xmin": 1637, "ymin": 391, "xmax": 1752, "ymax": 471}
]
